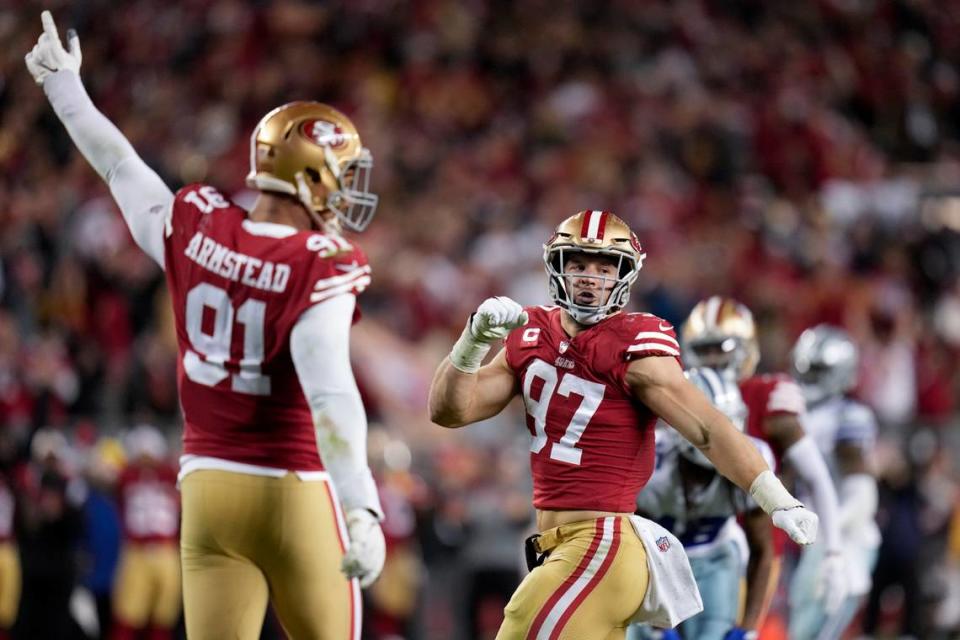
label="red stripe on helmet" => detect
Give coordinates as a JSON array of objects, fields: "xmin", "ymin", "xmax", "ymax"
[
  {"xmin": 595, "ymin": 211, "xmax": 608, "ymax": 240},
  {"xmin": 579, "ymin": 211, "xmax": 593, "ymax": 239},
  {"xmin": 579, "ymin": 210, "xmax": 609, "ymax": 242}
]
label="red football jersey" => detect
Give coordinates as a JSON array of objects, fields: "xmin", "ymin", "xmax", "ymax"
[
  {"xmin": 504, "ymin": 306, "xmax": 681, "ymax": 513},
  {"xmin": 117, "ymin": 464, "xmax": 180, "ymax": 543},
  {"xmin": 740, "ymin": 372, "xmax": 806, "ymax": 555},
  {"xmin": 740, "ymin": 373, "xmax": 806, "ymax": 460},
  {"xmin": 164, "ymin": 184, "xmax": 370, "ymax": 471}
]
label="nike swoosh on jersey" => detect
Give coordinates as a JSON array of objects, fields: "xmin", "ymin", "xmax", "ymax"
[{"xmin": 659, "ymin": 322, "xmax": 673, "ymax": 331}]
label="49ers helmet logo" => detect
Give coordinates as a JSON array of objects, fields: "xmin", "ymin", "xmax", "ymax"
[{"xmin": 301, "ymin": 119, "xmax": 349, "ymax": 149}]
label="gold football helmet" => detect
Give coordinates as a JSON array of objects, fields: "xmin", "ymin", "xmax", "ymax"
[
  {"xmin": 246, "ymin": 101, "xmax": 378, "ymax": 232},
  {"xmin": 543, "ymin": 210, "xmax": 646, "ymax": 324},
  {"xmin": 680, "ymin": 296, "xmax": 759, "ymax": 379}
]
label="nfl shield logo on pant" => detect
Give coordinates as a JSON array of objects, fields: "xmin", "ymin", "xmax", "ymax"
[{"xmin": 656, "ymin": 536, "xmax": 670, "ymax": 552}]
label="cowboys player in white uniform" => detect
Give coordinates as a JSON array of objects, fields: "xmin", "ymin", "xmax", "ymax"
[
  {"xmin": 628, "ymin": 367, "xmax": 777, "ymax": 640},
  {"xmin": 789, "ymin": 325, "xmax": 880, "ymax": 640}
]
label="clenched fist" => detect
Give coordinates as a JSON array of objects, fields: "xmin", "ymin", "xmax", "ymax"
[
  {"xmin": 772, "ymin": 505, "xmax": 819, "ymax": 546},
  {"xmin": 470, "ymin": 296, "xmax": 529, "ymax": 342}
]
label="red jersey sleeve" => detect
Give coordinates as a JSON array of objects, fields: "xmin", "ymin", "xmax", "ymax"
[
  {"xmin": 741, "ymin": 374, "xmax": 806, "ymax": 422},
  {"xmin": 609, "ymin": 313, "xmax": 682, "ymax": 393},
  {"xmin": 741, "ymin": 373, "xmax": 806, "ymax": 463},
  {"xmin": 763, "ymin": 375, "xmax": 806, "ymax": 416},
  {"xmin": 622, "ymin": 314, "xmax": 682, "ymax": 361}
]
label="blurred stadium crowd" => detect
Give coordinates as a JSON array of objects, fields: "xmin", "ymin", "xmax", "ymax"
[{"xmin": 3, "ymin": 0, "xmax": 960, "ymax": 638}]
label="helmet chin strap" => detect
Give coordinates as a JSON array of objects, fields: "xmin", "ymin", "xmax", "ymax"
[{"xmin": 295, "ymin": 172, "xmax": 342, "ymax": 233}]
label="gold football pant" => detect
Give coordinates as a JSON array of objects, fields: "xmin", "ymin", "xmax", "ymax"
[
  {"xmin": 180, "ymin": 470, "xmax": 359, "ymax": 640},
  {"xmin": 113, "ymin": 542, "xmax": 181, "ymax": 628},
  {"xmin": 0, "ymin": 542, "xmax": 19, "ymax": 629},
  {"xmin": 497, "ymin": 516, "xmax": 649, "ymax": 640}
]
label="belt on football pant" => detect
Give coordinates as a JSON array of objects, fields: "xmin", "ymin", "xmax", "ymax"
[{"xmin": 524, "ymin": 521, "xmax": 582, "ymax": 571}]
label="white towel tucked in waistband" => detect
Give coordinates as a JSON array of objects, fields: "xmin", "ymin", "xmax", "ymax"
[{"xmin": 627, "ymin": 515, "xmax": 704, "ymax": 629}]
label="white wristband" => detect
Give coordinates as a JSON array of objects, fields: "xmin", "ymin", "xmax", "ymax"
[
  {"xmin": 448, "ymin": 318, "xmax": 491, "ymax": 374},
  {"xmin": 749, "ymin": 469, "xmax": 803, "ymax": 515}
]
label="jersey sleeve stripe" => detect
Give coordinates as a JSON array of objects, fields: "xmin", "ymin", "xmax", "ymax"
[
  {"xmin": 632, "ymin": 332, "xmax": 679, "ymax": 348},
  {"xmin": 309, "ymin": 276, "xmax": 372, "ymax": 303},
  {"xmin": 313, "ymin": 265, "xmax": 372, "ymax": 292},
  {"xmin": 626, "ymin": 342, "xmax": 681, "ymax": 356}
]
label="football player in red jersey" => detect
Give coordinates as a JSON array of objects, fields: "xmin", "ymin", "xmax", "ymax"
[
  {"xmin": 27, "ymin": 12, "xmax": 384, "ymax": 640},
  {"xmin": 429, "ymin": 210, "xmax": 820, "ymax": 640},
  {"xmin": 680, "ymin": 297, "xmax": 849, "ymax": 626},
  {"xmin": 112, "ymin": 425, "xmax": 180, "ymax": 640}
]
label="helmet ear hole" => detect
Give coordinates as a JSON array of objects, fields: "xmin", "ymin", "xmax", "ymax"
[{"xmin": 304, "ymin": 167, "xmax": 321, "ymax": 183}]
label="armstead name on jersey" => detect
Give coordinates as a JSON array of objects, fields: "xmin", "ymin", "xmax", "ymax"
[
  {"xmin": 162, "ymin": 183, "xmax": 370, "ymax": 471},
  {"xmin": 184, "ymin": 230, "xmax": 291, "ymax": 293}
]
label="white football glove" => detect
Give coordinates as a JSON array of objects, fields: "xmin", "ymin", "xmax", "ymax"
[
  {"xmin": 341, "ymin": 508, "xmax": 386, "ymax": 588},
  {"xmin": 817, "ymin": 551, "xmax": 850, "ymax": 614},
  {"xmin": 470, "ymin": 296, "xmax": 529, "ymax": 342},
  {"xmin": 772, "ymin": 506, "xmax": 819, "ymax": 546},
  {"xmin": 25, "ymin": 11, "xmax": 82, "ymax": 86}
]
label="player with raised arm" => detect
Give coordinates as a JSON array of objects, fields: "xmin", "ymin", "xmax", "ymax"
[
  {"xmin": 680, "ymin": 297, "xmax": 849, "ymax": 623},
  {"xmin": 627, "ymin": 367, "xmax": 778, "ymax": 640},
  {"xmin": 429, "ymin": 210, "xmax": 819, "ymax": 640},
  {"xmin": 788, "ymin": 325, "xmax": 880, "ymax": 640},
  {"xmin": 27, "ymin": 12, "xmax": 384, "ymax": 640}
]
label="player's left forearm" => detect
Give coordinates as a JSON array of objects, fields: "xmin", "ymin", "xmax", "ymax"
[
  {"xmin": 700, "ymin": 413, "xmax": 770, "ymax": 493},
  {"xmin": 635, "ymin": 366, "xmax": 769, "ymax": 491},
  {"xmin": 700, "ymin": 419, "xmax": 808, "ymax": 520}
]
